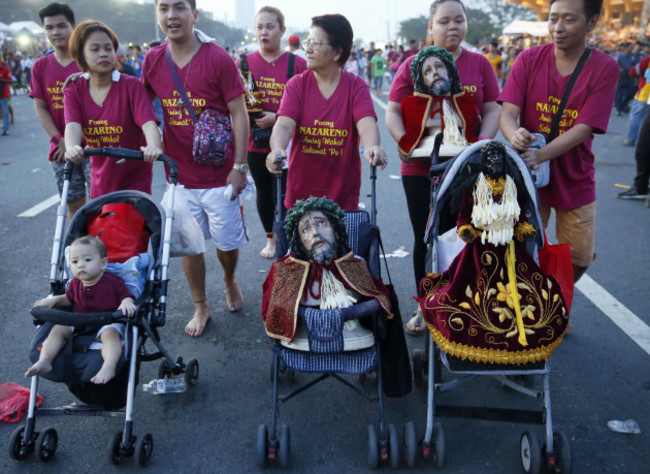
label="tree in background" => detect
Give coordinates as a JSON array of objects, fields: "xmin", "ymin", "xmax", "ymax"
[{"xmin": 398, "ymin": 0, "xmax": 536, "ymax": 47}]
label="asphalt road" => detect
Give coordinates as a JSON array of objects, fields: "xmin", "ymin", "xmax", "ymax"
[{"xmin": 0, "ymin": 89, "xmax": 648, "ymax": 473}]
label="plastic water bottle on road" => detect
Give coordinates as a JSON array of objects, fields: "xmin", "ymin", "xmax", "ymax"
[{"xmin": 142, "ymin": 378, "xmax": 186, "ymax": 394}]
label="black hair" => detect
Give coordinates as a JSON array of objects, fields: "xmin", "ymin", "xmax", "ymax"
[
  {"xmin": 289, "ymin": 211, "xmax": 351, "ymax": 261},
  {"xmin": 311, "ymin": 14, "xmax": 353, "ymax": 66},
  {"xmin": 39, "ymin": 2, "xmax": 75, "ymax": 26},
  {"xmin": 429, "ymin": 0, "xmax": 466, "ymax": 20},
  {"xmin": 549, "ymin": 0, "xmax": 602, "ymax": 20}
]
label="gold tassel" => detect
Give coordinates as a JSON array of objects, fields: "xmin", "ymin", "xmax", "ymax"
[{"xmin": 507, "ymin": 240, "xmax": 528, "ymax": 346}]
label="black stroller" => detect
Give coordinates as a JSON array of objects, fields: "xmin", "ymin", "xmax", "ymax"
[
  {"xmin": 257, "ymin": 166, "xmax": 411, "ymax": 469},
  {"xmin": 406, "ymin": 138, "xmax": 572, "ymax": 472},
  {"xmin": 8, "ymin": 148, "xmax": 199, "ymax": 467}
]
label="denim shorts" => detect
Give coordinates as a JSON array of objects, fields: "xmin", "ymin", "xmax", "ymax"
[{"xmin": 50, "ymin": 160, "xmax": 91, "ymax": 202}]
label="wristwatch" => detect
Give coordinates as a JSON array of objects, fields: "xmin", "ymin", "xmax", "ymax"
[
  {"xmin": 50, "ymin": 134, "xmax": 63, "ymax": 145},
  {"xmin": 232, "ymin": 162, "xmax": 249, "ymax": 174}
]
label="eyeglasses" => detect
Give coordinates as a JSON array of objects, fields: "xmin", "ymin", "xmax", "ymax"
[{"xmin": 302, "ymin": 39, "xmax": 330, "ymax": 50}]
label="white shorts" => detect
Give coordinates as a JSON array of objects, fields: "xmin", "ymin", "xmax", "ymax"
[
  {"xmin": 88, "ymin": 323, "xmax": 126, "ymax": 350},
  {"xmin": 184, "ymin": 186, "xmax": 249, "ymax": 251}
]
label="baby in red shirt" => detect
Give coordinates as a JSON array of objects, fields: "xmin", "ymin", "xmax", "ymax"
[{"xmin": 26, "ymin": 236, "xmax": 135, "ymax": 384}]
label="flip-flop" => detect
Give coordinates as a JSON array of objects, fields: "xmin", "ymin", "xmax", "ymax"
[
  {"xmin": 404, "ymin": 310, "xmax": 425, "ymax": 336},
  {"xmin": 607, "ymin": 419, "xmax": 641, "ymax": 434}
]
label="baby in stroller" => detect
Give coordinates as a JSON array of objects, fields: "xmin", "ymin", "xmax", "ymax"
[{"xmin": 26, "ymin": 236, "xmax": 135, "ymax": 385}]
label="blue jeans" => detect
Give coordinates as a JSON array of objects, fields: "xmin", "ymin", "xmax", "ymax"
[
  {"xmin": 626, "ymin": 99, "xmax": 648, "ymax": 145},
  {"xmin": 0, "ymin": 98, "xmax": 9, "ymax": 133}
]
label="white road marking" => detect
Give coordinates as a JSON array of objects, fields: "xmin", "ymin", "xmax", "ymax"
[
  {"xmin": 576, "ymin": 274, "xmax": 650, "ymax": 356},
  {"xmin": 18, "ymin": 194, "xmax": 60, "ymax": 217},
  {"xmin": 372, "ymin": 95, "xmax": 388, "ymax": 111}
]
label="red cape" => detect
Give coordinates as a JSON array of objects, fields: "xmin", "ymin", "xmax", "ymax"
[
  {"xmin": 398, "ymin": 92, "xmax": 479, "ymax": 156},
  {"xmin": 262, "ymin": 252, "xmax": 392, "ymax": 342}
]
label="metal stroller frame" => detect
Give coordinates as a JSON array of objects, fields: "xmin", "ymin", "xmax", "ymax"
[
  {"xmin": 405, "ymin": 137, "xmax": 572, "ymax": 473},
  {"xmin": 257, "ymin": 166, "xmax": 401, "ymax": 469},
  {"xmin": 8, "ymin": 148, "xmax": 199, "ymax": 467}
]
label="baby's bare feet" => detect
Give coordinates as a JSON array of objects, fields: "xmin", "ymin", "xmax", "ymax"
[
  {"xmin": 91, "ymin": 365, "xmax": 116, "ymax": 384},
  {"xmin": 25, "ymin": 360, "xmax": 53, "ymax": 378}
]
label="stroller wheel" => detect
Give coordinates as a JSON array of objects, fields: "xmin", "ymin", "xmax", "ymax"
[
  {"xmin": 278, "ymin": 424, "xmax": 291, "ymax": 469},
  {"xmin": 411, "ymin": 349, "xmax": 426, "ymax": 389},
  {"xmin": 520, "ymin": 430, "xmax": 542, "ymax": 474},
  {"xmin": 548, "ymin": 430, "xmax": 572, "ymax": 473},
  {"xmin": 35, "ymin": 428, "xmax": 58, "ymax": 462},
  {"xmin": 388, "ymin": 424, "xmax": 400, "ymax": 469},
  {"xmin": 107, "ymin": 431, "xmax": 125, "ymax": 465},
  {"xmin": 8, "ymin": 425, "xmax": 31, "ymax": 460},
  {"xmin": 158, "ymin": 359, "xmax": 172, "ymax": 379},
  {"xmin": 256, "ymin": 424, "xmax": 269, "ymax": 469},
  {"xmin": 433, "ymin": 422, "xmax": 445, "ymax": 469},
  {"xmin": 184, "ymin": 359, "xmax": 199, "ymax": 387},
  {"xmin": 135, "ymin": 433, "xmax": 154, "ymax": 467},
  {"xmin": 403, "ymin": 421, "xmax": 417, "ymax": 468},
  {"xmin": 367, "ymin": 424, "xmax": 379, "ymax": 469}
]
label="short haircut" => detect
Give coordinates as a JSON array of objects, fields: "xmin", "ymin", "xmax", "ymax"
[
  {"xmin": 256, "ymin": 5, "xmax": 285, "ymax": 29},
  {"xmin": 155, "ymin": 0, "xmax": 196, "ymax": 10},
  {"xmin": 71, "ymin": 235, "xmax": 107, "ymax": 259},
  {"xmin": 550, "ymin": 0, "xmax": 602, "ymax": 20},
  {"xmin": 311, "ymin": 14, "xmax": 353, "ymax": 66},
  {"xmin": 429, "ymin": 0, "xmax": 466, "ymax": 20},
  {"xmin": 69, "ymin": 20, "xmax": 119, "ymax": 72},
  {"xmin": 39, "ymin": 2, "xmax": 75, "ymax": 26}
]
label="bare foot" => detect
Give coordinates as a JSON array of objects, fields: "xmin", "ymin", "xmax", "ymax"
[
  {"xmin": 185, "ymin": 300, "xmax": 211, "ymax": 337},
  {"xmin": 25, "ymin": 360, "xmax": 53, "ymax": 378},
  {"xmin": 260, "ymin": 236, "xmax": 276, "ymax": 259},
  {"xmin": 224, "ymin": 279, "xmax": 244, "ymax": 312},
  {"xmin": 91, "ymin": 365, "xmax": 116, "ymax": 384}
]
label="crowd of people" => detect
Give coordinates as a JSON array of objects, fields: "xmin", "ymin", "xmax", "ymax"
[{"xmin": 0, "ymin": 0, "xmax": 642, "ymax": 386}]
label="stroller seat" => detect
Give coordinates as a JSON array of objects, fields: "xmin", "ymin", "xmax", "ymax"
[{"xmin": 281, "ymin": 319, "xmax": 374, "ymax": 352}]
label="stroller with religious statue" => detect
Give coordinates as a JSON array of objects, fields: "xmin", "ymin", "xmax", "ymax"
[
  {"xmin": 405, "ymin": 138, "xmax": 572, "ymax": 472},
  {"xmin": 257, "ymin": 167, "xmax": 411, "ymax": 469}
]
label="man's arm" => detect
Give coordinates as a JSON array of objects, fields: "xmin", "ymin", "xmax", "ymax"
[
  {"xmin": 500, "ymin": 101, "xmax": 593, "ymax": 169},
  {"xmin": 499, "ymin": 101, "xmax": 534, "ymax": 152},
  {"xmin": 226, "ymin": 94, "xmax": 249, "ymax": 200},
  {"xmin": 520, "ymin": 123, "xmax": 593, "ymax": 169},
  {"xmin": 34, "ymin": 98, "xmax": 67, "ymax": 162}
]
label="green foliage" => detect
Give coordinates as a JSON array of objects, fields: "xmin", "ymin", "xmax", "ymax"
[
  {"xmin": 2, "ymin": 0, "xmax": 245, "ymax": 49},
  {"xmin": 398, "ymin": 16, "xmax": 429, "ymax": 45}
]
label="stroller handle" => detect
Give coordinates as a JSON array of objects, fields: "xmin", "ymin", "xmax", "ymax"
[
  {"xmin": 72, "ymin": 147, "xmax": 179, "ymax": 184},
  {"xmin": 31, "ymin": 306, "xmax": 126, "ymax": 327}
]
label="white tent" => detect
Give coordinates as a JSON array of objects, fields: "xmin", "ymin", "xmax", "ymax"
[
  {"xmin": 0, "ymin": 21, "xmax": 11, "ymax": 33},
  {"xmin": 502, "ymin": 20, "xmax": 548, "ymax": 37},
  {"xmin": 8, "ymin": 21, "xmax": 45, "ymax": 36}
]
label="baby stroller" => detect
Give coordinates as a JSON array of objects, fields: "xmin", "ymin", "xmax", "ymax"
[
  {"xmin": 257, "ymin": 166, "xmax": 411, "ymax": 469},
  {"xmin": 406, "ymin": 138, "xmax": 572, "ymax": 472},
  {"xmin": 8, "ymin": 148, "xmax": 199, "ymax": 467}
]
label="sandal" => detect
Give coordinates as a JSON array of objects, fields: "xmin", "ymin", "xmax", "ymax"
[{"xmin": 404, "ymin": 308, "xmax": 425, "ymax": 336}]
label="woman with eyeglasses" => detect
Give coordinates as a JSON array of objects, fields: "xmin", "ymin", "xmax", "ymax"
[
  {"xmin": 237, "ymin": 6, "xmax": 307, "ymax": 259},
  {"xmin": 385, "ymin": 0, "xmax": 500, "ymax": 336},
  {"xmin": 265, "ymin": 14, "xmax": 387, "ymax": 212}
]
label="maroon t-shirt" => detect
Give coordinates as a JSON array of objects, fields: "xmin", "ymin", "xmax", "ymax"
[
  {"xmin": 64, "ymin": 72, "xmax": 158, "ymax": 198},
  {"xmin": 65, "ymin": 272, "xmax": 133, "ymax": 313}
]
